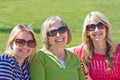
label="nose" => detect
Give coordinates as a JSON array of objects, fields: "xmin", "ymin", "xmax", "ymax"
[
  {"xmin": 23, "ymin": 43, "xmax": 28, "ymax": 48},
  {"xmin": 94, "ymin": 26, "xmax": 99, "ymax": 31},
  {"xmin": 56, "ymin": 31, "xmax": 61, "ymax": 36}
]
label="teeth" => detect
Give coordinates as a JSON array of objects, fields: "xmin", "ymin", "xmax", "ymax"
[
  {"xmin": 56, "ymin": 39, "xmax": 63, "ymax": 42},
  {"xmin": 94, "ymin": 33, "xmax": 101, "ymax": 37},
  {"xmin": 95, "ymin": 35, "xmax": 99, "ymax": 37},
  {"xmin": 20, "ymin": 50, "xmax": 28, "ymax": 53}
]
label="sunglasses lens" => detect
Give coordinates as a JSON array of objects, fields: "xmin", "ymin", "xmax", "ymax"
[
  {"xmin": 58, "ymin": 26, "xmax": 67, "ymax": 34},
  {"xmin": 86, "ymin": 24, "xmax": 96, "ymax": 31},
  {"xmin": 27, "ymin": 40, "xmax": 36, "ymax": 48},
  {"xmin": 97, "ymin": 22, "xmax": 105, "ymax": 29},
  {"xmin": 87, "ymin": 22, "xmax": 105, "ymax": 31},
  {"xmin": 47, "ymin": 30, "xmax": 57, "ymax": 37},
  {"xmin": 47, "ymin": 26, "xmax": 67, "ymax": 37},
  {"xmin": 15, "ymin": 39, "xmax": 36, "ymax": 48},
  {"xmin": 15, "ymin": 39, "xmax": 26, "ymax": 47}
]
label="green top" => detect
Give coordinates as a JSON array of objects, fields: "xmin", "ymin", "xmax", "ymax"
[{"xmin": 29, "ymin": 49, "xmax": 86, "ymax": 80}]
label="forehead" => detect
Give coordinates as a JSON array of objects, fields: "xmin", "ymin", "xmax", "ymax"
[
  {"xmin": 49, "ymin": 20, "xmax": 63, "ymax": 30},
  {"xmin": 16, "ymin": 31, "xmax": 33, "ymax": 40},
  {"xmin": 88, "ymin": 17, "xmax": 101, "ymax": 24}
]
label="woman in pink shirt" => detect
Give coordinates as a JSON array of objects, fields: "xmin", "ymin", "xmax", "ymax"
[{"xmin": 74, "ymin": 11, "xmax": 120, "ymax": 80}]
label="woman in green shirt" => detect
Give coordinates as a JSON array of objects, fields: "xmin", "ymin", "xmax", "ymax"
[{"xmin": 29, "ymin": 16, "xmax": 86, "ymax": 80}]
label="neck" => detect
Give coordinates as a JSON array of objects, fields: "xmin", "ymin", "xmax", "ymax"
[
  {"xmin": 49, "ymin": 48, "xmax": 66, "ymax": 60},
  {"xmin": 93, "ymin": 41, "xmax": 106, "ymax": 54},
  {"xmin": 14, "ymin": 56, "xmax": 24, "ymax": 67}
]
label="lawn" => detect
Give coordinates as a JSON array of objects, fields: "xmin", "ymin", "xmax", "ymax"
[{"xmin": 0, "ymin": 0, "xmax": 120, "ymax": 53}]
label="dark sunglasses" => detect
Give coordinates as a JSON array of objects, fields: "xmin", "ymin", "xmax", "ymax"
[
  {"xmin": 15, "ymin": 39, "xmax": 36, "ymax": 48},
  {"xmin": 86, "ymin": 22, "xmax": 106, "ymax": 31},
  {"xmin": 47, "ymin": 26, "xmax": 67, "ymax": 37}
]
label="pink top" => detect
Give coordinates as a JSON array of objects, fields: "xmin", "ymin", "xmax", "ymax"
[{"xmin": 74, "ymin": 44, "xmax": 120, "ymax": 80}]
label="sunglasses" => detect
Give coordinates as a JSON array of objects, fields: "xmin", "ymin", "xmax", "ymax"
[
  {"xmin": 86, "ymin": 22, "xmax": 106, "ymax": 31},
  {"xmin": 15, "ymin": 39, "xmax": 36, "ymax": 48},
  {"xmin": 47, "ymin": 26, "xmax": 67, "ymax": 37}
]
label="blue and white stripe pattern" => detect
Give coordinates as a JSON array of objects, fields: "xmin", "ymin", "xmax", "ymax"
[{"xmin": 0, "ymin": 54, "xmax": 30, "ymax": 80}]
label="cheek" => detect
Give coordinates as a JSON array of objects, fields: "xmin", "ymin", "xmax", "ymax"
[
  {"xmin": 48, "ymin": 37, "xmax": 54, "ymax": 44},
  {"xmin": 12, "ymin": 43, "xmax": 18, "ymax": 53},
  {"xmin": 66, "ymin": 33, "xmax": 69, "ymax": 40},
  {"xmin": 102, "ymin": 28, "xmax": 107, "ymax": 36},
  {"xmin": 10, "ymin": 41, "xmax": 14, "ymax": 49},
  {"xmin": 87, "ymin": 32, "xmax": 94, "ymax": 40},
  {"xmin": 87, "ymin": 31, "xmax": 91, "ymax": 36},
  {"xmin": 103, "ymin": 30, "xmax": 107, "ymax": 37}
]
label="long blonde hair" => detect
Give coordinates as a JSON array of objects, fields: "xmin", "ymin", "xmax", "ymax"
[{"xmin": 82, "ymin": 11, "xmax": 116, "ymax": 73}]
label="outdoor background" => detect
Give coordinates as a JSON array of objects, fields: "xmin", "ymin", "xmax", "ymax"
[{"xmin": 0, "ymin": 0, "xmax": 120, "ymax": 53}]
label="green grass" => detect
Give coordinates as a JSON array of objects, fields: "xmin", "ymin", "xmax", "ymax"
[{"xmin": 0, "ymin": 0, "xmax": 120, "ymax": 53}]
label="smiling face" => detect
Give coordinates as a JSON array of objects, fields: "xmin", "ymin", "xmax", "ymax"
[
  {"xmin": 12, "ymin": 31, "xmax": 35, "ymax": 61},
  {"xmin": 87, "ymin": 18, "xmax": 107, "ymax": 42},
  {"xmin": 47, "ymin": 20, "xmax": 68, "ymax": 49}
]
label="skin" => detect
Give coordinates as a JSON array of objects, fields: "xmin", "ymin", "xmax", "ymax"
[
  {"xmin": 48, "ymin": 20, "xmax": 68, "ymax": 60},
  {"xmin": 87, "ymin": 19, "xmax": 107, "ymax": 54},
  {"xmin": 12, "ymin": 31, "xmax": 34, "ymax": 66}
]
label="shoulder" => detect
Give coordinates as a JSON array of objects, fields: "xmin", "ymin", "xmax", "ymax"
[
  {"xmin": 32, "ymin": 49, "xmax": 45, "ymax": 58},
  {"xmin": 0, "ymin": 54, "xmax": 16, "ymax": 65},
  {"xmin": 65, "ymin": 49, "xmax": 82, "ymax": 64},
  {"xmin": 0, "ymin": 54, "xmax": 13, "ymax": 61},
  {"xmin": 66, "ymin": 46, "xmax": 76, "ymax": 53},
  {"xmin": 0, "ymin": 54, "xmax": 14, "ymax": 69},
  {"xmin": 65, "ymin": 49, "xmax": 80, "ymax": 59},
  {"xmin": 35, "ymin": 49, "xmax": 48, "ymax": 58},
  {"xmin": 116, "ymin": 43, "xmax": 120, "ymax": 52},
  {"xmin": 74, "ymin": 43, "xmax": 84, "ymax": 52},
  {"xmin": 73, "ymin": 43, "xmax": 84, "ymax": 58},
  {"xmin": 0, "ymin": 54, "xmax": 14, "ymax": 79},
  {"xmin": 65, "ymin": 49, "xmax": 74, "ymax": 55},
  {"xmin": 113, "ymin": 44, "xmax": 120, "ymax": 59},
  {"xmin": 30, "ymin": 49, "xmax": 47, "ymax": 63},
  {"xmin": 117, "ymin": 43, "xmax": 120, "ymax": 48}
]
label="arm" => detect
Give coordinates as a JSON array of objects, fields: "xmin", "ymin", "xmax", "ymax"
[
  {"xmin": 29, "ymin": 52, "xmax": 45, "ymax": 80},
  {"xmin": 0, "ymin": 57, "xmax": 13, "ymax": 80},
  {"xmin": 74, "ymin": 44, "xmax": 84, "ymax": 60}
]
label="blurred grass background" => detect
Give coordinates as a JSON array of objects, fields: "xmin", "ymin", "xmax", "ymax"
[{"xmin": 0, "ymin": 0, "xmax": 120, "ymax": 53}]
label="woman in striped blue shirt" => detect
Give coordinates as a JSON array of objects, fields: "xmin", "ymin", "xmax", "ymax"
[{"xmin": 0, "ymin": 24, "xmax": 38, "ymax": 80}]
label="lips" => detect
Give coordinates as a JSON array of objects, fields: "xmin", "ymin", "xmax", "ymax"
[
  {"xmin": 94, "ymin": 32, "xmax": 103, "ymax": 37},
  {"xmin": 20, "ymin": 50, "xmax": 29, "ymax": 53},
  {"xmin": 55, "ymin": 38, "xmax": 64, "ymax": 42},
  {"xmin": 55, "ymin": 38, "xmax": 67, "ymax": 46}
]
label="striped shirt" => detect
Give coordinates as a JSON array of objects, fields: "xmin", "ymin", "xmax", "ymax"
[{"xmin": 0, "ymin": 54, "xmax": 30, "ymax": 80}]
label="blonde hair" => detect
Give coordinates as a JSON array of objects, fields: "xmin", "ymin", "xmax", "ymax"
[
  {"xmin": 4, "ymin": 24, "xmax": 38, "ymax": 61},
  {"xmin": 82, "ymin": 11, "xmax": 116, "ymax": 73},
  {"xmin": 40, "ymin": 16, "xmax": 72, "ymax": 50}
]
